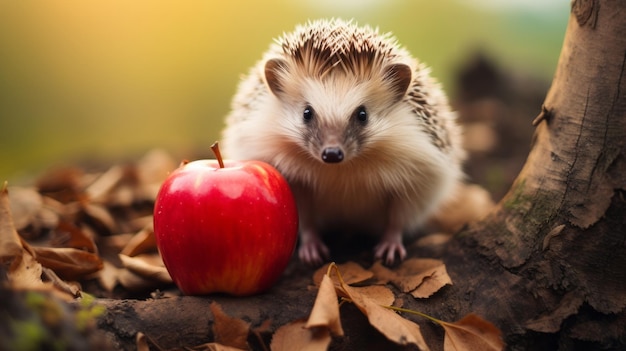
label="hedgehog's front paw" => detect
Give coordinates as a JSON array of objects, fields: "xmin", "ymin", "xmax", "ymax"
[
  {"xmin": 374, "ymin": 230, "xmax": 407, "ymax": 265},
  {"xmin": 298, "ymin": 230, "xmax": 330, "ymax": 266}
]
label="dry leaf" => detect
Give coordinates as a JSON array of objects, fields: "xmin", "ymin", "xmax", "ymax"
[
  {"xmin": 409, "ymin": 265, "xmax": 453, "ymax": 299},
  {"xmin": 85, "ymin": 165, "xmax": 125, "ymax": 203},
  {"xmin": 97, "ymin": 261, "xmax": 121, "ymax": 292},
  {"xmin": 8, "ymin": 240, "xmax": 44, "ymax": 290},
  {"xmin": 117, "ymin": 269, "xmax": 161, "ymax": 291},
  {"xmin": 313, "ymin": 261, "xmax": 373, "ymax": 286},
  {"xmin": 127, "ymin": 215, "xmax": 155, "ymax": 233},
  {"xmin": 7, "ymin": 186, "xmax": 43, "ymax": 231},
  {"xmin": 306, "ymin": 274, "xmax": 344, "ymax": 336},
  {"xmin": 349, "ymin": 285, "xmax": 395, "ymax": 306},
  {"xmin": 372, "ymin": 258, "xmax": 452, "ymax": 298},
  {"xmin": 108, "ymin": 184, "xmax": 136, "ymax": 207},
  {"xmin": 370, "ymin": 259, "xmax": 452, "ymax": 298},
  {"xmin": 1, "ymin": 184, "xmax": 46, "ymax": 290},
  {"xmin": 31, "ymin": 245, "xmax": 103, "ymax": 281},
  {"xmin": 52, "ymin": 220, "xmax": 98, "ymax": 253},
  {"xmin": 210, "ymin": 302, "xmax": 250, "ymax": 350},
  {"xmin": 36, "ymin": 167, "xmax": 84, "ymax": 203},
  {"xmin": 35, "ymin": 200, "xmax": 61, "ymax": 232},
  {"xmin": 441, "ymin": 314, "xmax": 504, "ymax": 351},
  {"xmin": 0, "ymin": 183, "xmax": 26, "ymax": 270},
  {"xmin": 271, "ymin": 319, "xmax": 331, "ymax": 351},
  {"xmin": 82, "ymin": 203, "xmax": 117, "ymax": 234},
  {"xmin": 393, "ymin": 259, "xmax": 446, "ymax": 291},
  {"xmin": 427, "ymin": 183, "xmax": 494, "ymax": 234},
  {"xmin": 99, "ymin": 233, "xmax": 135, "ymax": 252},
  {"xmin": 120, "ymin": 225, "xmax": 157, "ymax": 257},
  {"xmin": 135, "ymin": 148, "xmax": 177, "ymax": 201},
  {"xmin": 118, "ymin": 254, "xmax": 172, "ymax": 284},
  {"xmin": 368, "ymin": 260, "xmax": 397, "ymax": 284},
  {"xmin": 341, "ymin": 284, "xmax": 430, "ymax": 350}
]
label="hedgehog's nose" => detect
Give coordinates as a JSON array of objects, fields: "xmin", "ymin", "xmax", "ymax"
[{"xmin": 321, "ymin": 147, "xmax": 344, "ymax": 163}]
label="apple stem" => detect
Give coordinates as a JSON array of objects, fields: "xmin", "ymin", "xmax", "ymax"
[{"xmin": 210, "ymin": 141, "xmax": 225, "ymax": 169}]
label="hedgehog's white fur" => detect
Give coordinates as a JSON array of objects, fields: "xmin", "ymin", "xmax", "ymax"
[{"xmin": 221, "ymin": 19, "xmax": 465, "ymax": 265}]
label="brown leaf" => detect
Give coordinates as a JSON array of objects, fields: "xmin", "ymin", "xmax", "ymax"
[
  {"xmin": 441, "ymin": 313, "xmax": 504, "ymax": 351},
  {"xmin": 0, "ymin": 184, "xmax": 47, "ymax": 290},
  {"xmin": 117, "ymin": 269, "xmax": 162, "ymax": 292},
  {"xmin": 97, "ymin": 261, "xmax": 121, "ymax": 292},
  {"xmin": 107, "ymin": 184, "xmax": 136, "ymax": 207},
  {"xmin": 305, "ymin": 274, "xmax": 344, "ymax": 336},
  {"xmin": 31, "ymin": 246, "xmax": 103, "ymax": 281},
  {"xmin": 118, "ymin": 254, "xmax": 172, "ymax": 284},
  {"xmin": 370, "ymin": 258, "xmax": 452, "ymax": 298},
  {"xmin": 99, "ymin": 233, "xmax": 135, "ymax": 252},
  {"xmin": 210, "ymin": 302, "xmax": 250, "ymax": 350},
  {"xmin": 270, "ymin": 319, "xmax": 331, "ymax": 351},
  {"xmin": 127, "ymin": 215, "xmax": 154, "ymax": 233},
  {"xmin": 120, "ymin": 224, "xmax": 157, "ymax": 257},
  {"xmin": 341, "ymin": 284, "xmax": 430, "ymax": 350},
  {"xmin": 82, "ymin": 203, "xmax": 117, "ymax": 234},
  {"xmin": 7, "ymin": 186, "xmax": 43, "ymax": 231},
  {"xmin": 135, "ymin": 148, "xmax": 177, "ymax": 201},
  {"xmin": 0, "ymin": 183, "xmax": 26, "ymax": 270},
  {"xmin": 312, "ymin": 261, "xmax": 373, "ymax": 286},
  {"xmin": 52, "ymin": 221, "xmax": 98, "ymax": 253},
  {"xmin": 386, "ymin": 258, "xmax": 452, "ymax": 298},
  {"xmin": 8, "ymin": 240, "xmax": 44, "ymax": 290},
  {"xmin": 368, "ymin": 260, "xmax": 397, "ymax": 284},
  {"xmin": 427, "ymin": 183, "xmax": 494, "ymax": 234},
  {"xmin": 349, "ymin": 285, "xmax": 395, "ymax": 306},
  {"xmin": 36, "ymin": 167, "xmax": 84, "ymax": 203},
  {"xmin": 85, "ymin": 165, "xmax": 126, "ymax": 203},
  {"xmin": 409, "ymin": 264, "xmax": 453, "ymax": 299}
]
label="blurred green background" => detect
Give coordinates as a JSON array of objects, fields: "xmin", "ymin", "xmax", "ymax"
[{"xmin": 0, "ymin": 0, "xmax": 569, "ymax": 183}]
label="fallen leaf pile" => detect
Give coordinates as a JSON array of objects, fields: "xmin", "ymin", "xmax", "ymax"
[
  {"xmin": 1, "ymin": 148, "xmax": 504, "ymax": 350},
  {"xmin": 271, "ymin": 262, "xmax": 504, "ymax": 351},
  {"xmin": 1, "ymin": 149, "xmax": 178, "ymax": 299},
  {"xmin": 133, "ymin": 261, "xmax": 502, "ymax": 351}
]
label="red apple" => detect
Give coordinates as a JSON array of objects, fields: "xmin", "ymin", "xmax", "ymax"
[{"xmin": 153, "ymin": 144, "xmax": 298, "ymax": 296}]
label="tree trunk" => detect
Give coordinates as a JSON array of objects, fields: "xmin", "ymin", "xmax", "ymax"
[
  {"xmin": 96, "ymin": 1, "xmax": 626, "ymax": 350},
  {"xmin": 441, "ymin": 0, "xmax": 626, "ymax": 348}
]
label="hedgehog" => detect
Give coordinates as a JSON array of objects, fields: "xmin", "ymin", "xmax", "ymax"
[{"xmin": 221, "ymin": 19, "xmax": 467, "ymax": 265}]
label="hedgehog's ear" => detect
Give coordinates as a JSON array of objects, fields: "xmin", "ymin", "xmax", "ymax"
[
  {"xmin": 383, "ymin": 63, "xmax": 412, "ymax": 102},
  {"xmin": 264, "ymin": 58, "xmax": 289, "ymax": 97}
]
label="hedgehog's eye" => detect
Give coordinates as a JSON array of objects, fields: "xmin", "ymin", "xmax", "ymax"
[
  {"xmin": 303, "ymin": 105, "xmax": 314, "ymax": 122},
  {"xmin": 354, "ymin": 105, "xmax": 368, "ymax": 124}
]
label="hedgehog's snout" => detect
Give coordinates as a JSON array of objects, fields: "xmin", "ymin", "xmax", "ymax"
[{"xmin": 321, "ymin": 147, "xmax": 344, "ymax": 163}]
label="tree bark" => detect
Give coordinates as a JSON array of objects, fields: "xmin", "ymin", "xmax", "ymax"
[
  {"xmin": 442, "ymin": 0, "xmax": 626, "ymax": 348},
  {"xmin": 96, "ymin": 1, "xmax": 626, "ymax": 350}
]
